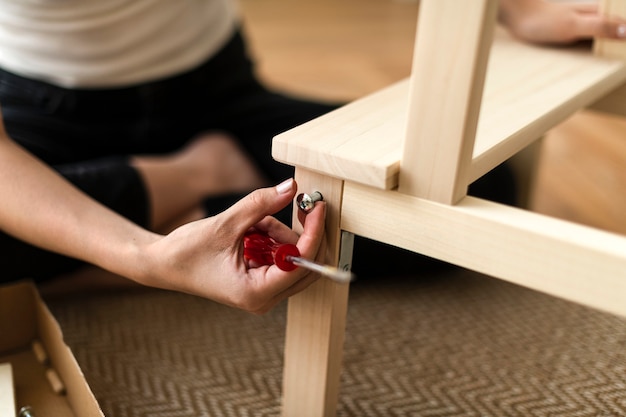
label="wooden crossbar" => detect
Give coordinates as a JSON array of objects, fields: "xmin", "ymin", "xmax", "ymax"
[{"xmin": 341, "ymin": 181, "xmax": 626, "ymax": 318}]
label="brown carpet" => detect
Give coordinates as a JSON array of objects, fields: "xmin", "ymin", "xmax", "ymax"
[{"xmin": 44, "ymin": 269, "xmax": 626, "ymax": 416}]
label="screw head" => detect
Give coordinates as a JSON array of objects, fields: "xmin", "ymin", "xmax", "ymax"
[
  {"xmin": 296, "ymin": 191, "xmax": 323, "ymax": 212},
  {"xmin": 19, "ymin": 406, "xmax": 35, "ymax": 417}
]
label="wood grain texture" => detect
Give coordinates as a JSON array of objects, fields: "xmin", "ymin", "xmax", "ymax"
[
  {"xmin": 282, "ymin": 169, "xmax": 349, "ymax": 417},
  {"xmin": 341, "ymin": 181, "xmax": 626, "ymax": 318},
  {"xmin": 399, "ymin": 0, "xmax": 497, "ymax": 203},
  {"xmin": 272, "ymin": 28, "xmax": 626, "ymax": 191}
]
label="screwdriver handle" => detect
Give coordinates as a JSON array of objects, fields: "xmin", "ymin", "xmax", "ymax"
[
  {"xmin": 243, "ymin": 231, "xmax": 300, "ymax": 271},
  {"xmin": 243, "ymin": 231, "xmax": 354, "ymax": 283}
]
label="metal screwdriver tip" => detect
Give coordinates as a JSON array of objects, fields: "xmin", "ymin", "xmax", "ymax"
[{"xmin": 286, "ymin": 256, "xmax": 354, "ymax": 284}]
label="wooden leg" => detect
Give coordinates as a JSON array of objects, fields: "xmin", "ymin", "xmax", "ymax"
[
  {"xmin": 0, "ymin": 363, "xmax": 16, "ymax": 417},
  {"xmin": 281, "ymin": 169, "xmax": 349, "ymax": 417}
]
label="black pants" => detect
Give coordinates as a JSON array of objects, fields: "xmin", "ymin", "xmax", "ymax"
[{"xmin": 0, "ymin": 30, "xmax": 336, "ymax": 281}]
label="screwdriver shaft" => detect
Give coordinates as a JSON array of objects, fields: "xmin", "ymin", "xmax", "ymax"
[{"xmin": 286, "ymin": 256, "xmax": 354, "ymax": 284}]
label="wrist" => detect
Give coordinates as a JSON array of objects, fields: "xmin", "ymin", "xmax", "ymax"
[{"xmin": 95, "ymin": 229, "xmax": 163, "ymax": 285}]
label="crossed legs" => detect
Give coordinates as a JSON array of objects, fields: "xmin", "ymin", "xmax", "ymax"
[{"xmin": 133, "ymin": 132, "xmax": 269, "ymax": 233}]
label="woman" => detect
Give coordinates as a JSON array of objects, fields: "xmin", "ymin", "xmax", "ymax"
[{"xmin": 0, "ymin": 0, "xmax": 623, "ymax": 310}]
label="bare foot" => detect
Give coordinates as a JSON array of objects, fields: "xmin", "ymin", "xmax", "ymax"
[
  {"xmin": 132, "ymin": 133, "xmax": 269, "ymax": 231},
  {"xmin": 175, "ymin": 132, "xmax": 268, "ymax": 195}
]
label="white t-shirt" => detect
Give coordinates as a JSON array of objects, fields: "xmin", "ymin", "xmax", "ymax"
[{"xmin": 0, "ymin": 0, "xmax": 238, "ymax": 88}]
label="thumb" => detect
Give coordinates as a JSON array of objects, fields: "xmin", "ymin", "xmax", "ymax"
[{"xmin": 222, "ymin": 178, "xmax": 297, "ymax": 235}]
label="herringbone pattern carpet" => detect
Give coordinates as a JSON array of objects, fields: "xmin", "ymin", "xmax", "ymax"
[{"xmin": 45, "ymin": 270, "xmax": 626, "ymax": 416}]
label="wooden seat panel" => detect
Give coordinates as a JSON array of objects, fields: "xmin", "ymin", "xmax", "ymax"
[{"xmin": 273, "ymin": 29, "xmax": 626, "ymax": 190}]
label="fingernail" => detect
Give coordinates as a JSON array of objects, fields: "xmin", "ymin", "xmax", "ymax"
[
  {"xmin": 276, "ymin": 178, "xmax": 294, "ymax": 194},
  {"xmin": 618, "ymin": 24, "xmax": 626, "ymax": 38}
]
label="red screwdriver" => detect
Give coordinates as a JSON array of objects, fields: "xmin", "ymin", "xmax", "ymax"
[{"xmin": 243, "ymin": 231, "xmax": 354, "ymax": 284}]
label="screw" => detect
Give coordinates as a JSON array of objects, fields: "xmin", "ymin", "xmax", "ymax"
[
  {"xmin": 19, "ymin": 406, "xmax": 35, "ymax": 417},
  {"xmin": 296, "ymin": 191, "xmax": 324, "ymax": 213}
]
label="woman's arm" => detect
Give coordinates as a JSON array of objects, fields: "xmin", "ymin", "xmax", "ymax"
[
  {"xmin": 499, "ymin": 0, "xmax": 626, "ymax": 44},
  {"xmin": 0, "ymin": 118, "xmax": 326, "ymax": 313},
  {"xmin": 0, "ymin": 126, "xmax": 154, "ymax": 275}
]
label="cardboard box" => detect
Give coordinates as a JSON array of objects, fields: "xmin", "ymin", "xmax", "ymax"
[{"xmin": 0, "ymin": 281, "xmax": 103, "ymax": 416}]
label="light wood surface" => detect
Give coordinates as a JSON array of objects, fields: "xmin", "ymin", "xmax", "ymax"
[
  {"xmin": 399, "ymin": 0, "xmax": 497, "ymax": 203},
  {"xmin": 341, "ymin": 181, "xmax": 626, "ymax": 317},
  {"xmin": 282, "ymin": 169, "xmax": 348, "ymax": 417},
  {"xmin": 272, "ymin": 29, "xmax": 626, "ymax": 193},
  {"xmin": 0, "ymin": 363, "xmax": 16, "ymax": 417},
  {"xmin": 240, "ymin": 0, "xmax": 626, "ymax": 237}
]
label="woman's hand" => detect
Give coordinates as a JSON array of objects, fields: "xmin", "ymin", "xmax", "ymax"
[
  {"xmin": 499, "ymin": 0, "xmax": 626, "ymax": 45},
  {"xmin": 139, "ymin": 179, "xmax": 327, "ymax": 314},
  {"xmin": 0, "ymin": 116, "xmax": 326, "ymax": 313}
]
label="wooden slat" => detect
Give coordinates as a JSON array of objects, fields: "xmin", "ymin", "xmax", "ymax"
[
  {"xmin": 399, "ymin": 0, "xmax": 497, "ymax": 204},
  {"xmin": 272, "ymin": 80, "xmax": 407, "ymax": 190},
  {"xmin": 0, "ymin": 363, "xmax": 16, "ymax": 417},
  {"xmin": 471, "ymin": 29, "xmax": 626, "ymax": 181},
  {"xmin": 272, "ymin": 29, "xmax": 626, "ymax": 190},
  {"xmin": 340, "ymin": 181, "xmax": 626, "ymax": 318}
]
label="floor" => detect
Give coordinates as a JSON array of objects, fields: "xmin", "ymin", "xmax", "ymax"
[
  {"xmin": 46, "ymin": 267, "xmax": 626, "ymax": 417},
  {"xmin": 239, "ymin": 0, "xmax": 626, "ymax": 236}
]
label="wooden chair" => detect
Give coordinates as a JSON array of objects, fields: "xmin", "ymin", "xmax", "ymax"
[{"xmin": 271, "ymin": 1, "xmax": 626, "ymax": 415}]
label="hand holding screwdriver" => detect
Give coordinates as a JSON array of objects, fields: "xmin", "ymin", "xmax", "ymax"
[{"xmin": 243, "ymin": 231, "xmax": 354, "ymax": 284}]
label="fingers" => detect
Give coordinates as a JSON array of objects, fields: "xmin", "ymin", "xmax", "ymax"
[
  {"xmin": 213, "ymin": 179, "xmax": 330, "ymax": 314},
  {"xmin": 567, "ymin": 1, "xmax": 626, "ymax": 41},
  {"xmin": 571, "ymin": 4, "xmax": 598, "ymax": 15},
  {"xmin": 221, "ymin": 178, "xmax": 297, "ymax": 236},
  {"xmin": 295, "ymin": 201, "xmax": 327, "ymax": 261},
  {"xmin": 250, "ymin": 268, "xmax": 321, "ymax": 314},
  {"xmin": 245, "ymin": 201, "xmax": 327, "ymax": 313},
  {"xmin": 251, "ymin": 215, "xmax": 299, "ymax": 245},
  {"xmin": 600, "ymin": 19, "xmax": 626, "ymax": 39},
  {"xmin": 503, "ymin": 0, "xmax": 626, "ymax": 45},
  {"xmin": 559, "ymin": 2, "xmax": 626, "ymax": 41},
  {"xmin": 574, "ymin": 15, "xmax": 626, "ymax": 40}
]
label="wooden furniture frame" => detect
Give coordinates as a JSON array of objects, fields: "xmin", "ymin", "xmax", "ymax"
[{"xmin": 272, "ymin": 1, "xmax": 626, "ymax": 415}]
